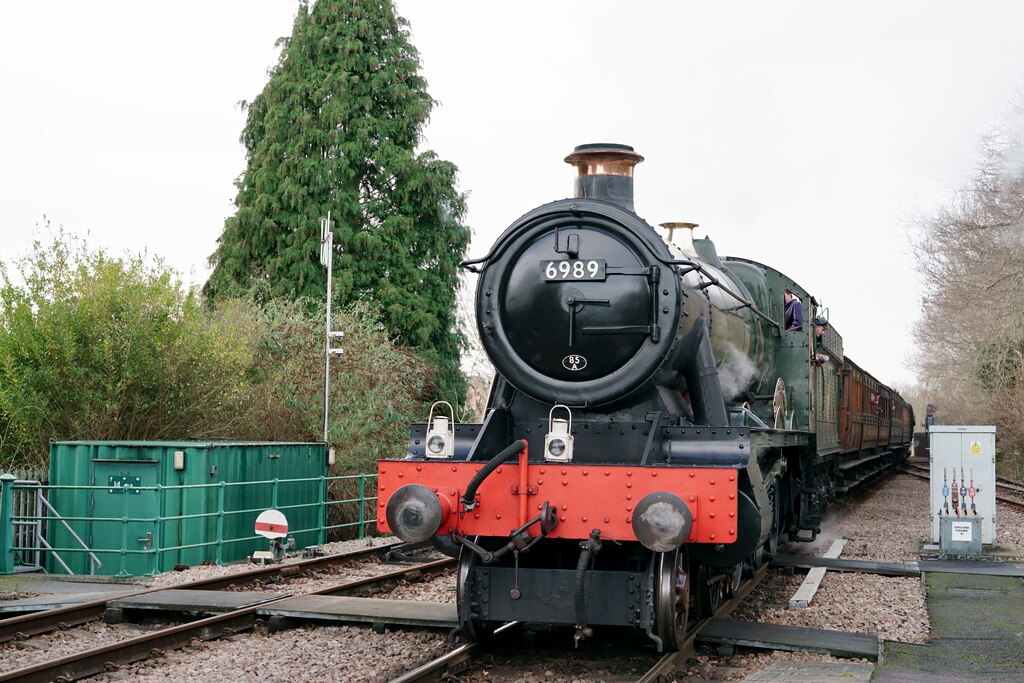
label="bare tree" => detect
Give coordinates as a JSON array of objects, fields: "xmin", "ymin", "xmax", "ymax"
[{"xmin": 912, "ymin": 100, "xmax": 1024, "ymax": 474}]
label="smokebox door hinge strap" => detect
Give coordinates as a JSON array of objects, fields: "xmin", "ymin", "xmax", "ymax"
[
  {"xmin": 605, "ymin": 266, "xmax": 651, "ymax": 276},
  {"xmin": 577, "ymin": 265, "xmax": 662, "ymax": 341}
]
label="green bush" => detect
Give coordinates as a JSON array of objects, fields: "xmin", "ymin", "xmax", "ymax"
[
  {"xmin": 0, "ymin": 234, "xmax": 436, "ymax": 486},
  {"xmin": 236, "ymin": 297, "xmax": 434, "ymax": 474},
  {"xmin": 0, "ymin": 234, "xmax": 254, "ymax": 469},
  {"xmin": 235, "ymin": 298, "xmax": 435, "ymax": 539},
  {"xmin": 1, "ymin": 232, "xmax": 437, "ymax": 542}
]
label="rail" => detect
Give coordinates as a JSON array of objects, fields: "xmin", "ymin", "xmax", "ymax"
[
  {"xmin": 0, "ymin": 552, "xmax": 455, "ymax": 682},
  {"xmin": 390, "ymin": 622, "xmax": 521, "ymax": 683},
  {"xmin": 0, "ymin": 472, "xmax": 379, "ymax": 576},
  {"xmin": 640, "ymin": 563, "xmax": 770, "ymax": 682},
  {"xmin": 0, "ymin": 540, "xmax": 410, "ymax": 645}
]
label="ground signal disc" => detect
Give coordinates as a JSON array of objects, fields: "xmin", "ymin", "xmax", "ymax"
[{"xmin": 255, "ymin": 509, "xmax": 289, "ymax": 539}]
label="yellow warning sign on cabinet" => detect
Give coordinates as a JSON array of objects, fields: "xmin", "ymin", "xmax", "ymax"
[{"xmin": 970, "ymin": 441, "xmax": 982, "ymax": 455}]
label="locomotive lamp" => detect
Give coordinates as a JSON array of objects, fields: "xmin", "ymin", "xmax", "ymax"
[
  {"xmin": 425, "ymin": 401, "xmax": 456, "ymax": 459},
  {"xmin": 544, "ymin": 405, "xmax": 575, "ymax": 462}
]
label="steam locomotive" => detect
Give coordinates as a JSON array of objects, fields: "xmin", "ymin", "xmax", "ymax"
[{"xmin": 376, "ymin": 144, "xmax": 913, "ymax": 651}]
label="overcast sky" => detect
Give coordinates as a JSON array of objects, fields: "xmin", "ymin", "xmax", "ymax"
[{"xmin": 3, "ymin": 1, "xmax": 1024, "ymax": 388}]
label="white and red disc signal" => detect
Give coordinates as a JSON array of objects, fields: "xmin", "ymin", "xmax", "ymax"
[{"xmin": 254, "ymin": 509, "xmax": 289, "ymax": 539}]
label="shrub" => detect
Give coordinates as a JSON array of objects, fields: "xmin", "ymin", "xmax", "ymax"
[{"xmin": 0, "ymin": 233, "xmax": 254, "ymax": 469}]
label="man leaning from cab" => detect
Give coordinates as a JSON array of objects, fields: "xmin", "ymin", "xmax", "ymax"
[{"xmin": 784, "ymin": 289, "xmax": 803, "ymax": 332}]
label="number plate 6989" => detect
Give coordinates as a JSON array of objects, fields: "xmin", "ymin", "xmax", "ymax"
[{"xmin": 541, "ymin": 259, "xmax": 606, "ymax": 281}]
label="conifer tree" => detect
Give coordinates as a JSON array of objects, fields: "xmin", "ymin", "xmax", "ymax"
[{"xmin": 205, "ymin": 0, "xmax": 469, "ymax": 404}]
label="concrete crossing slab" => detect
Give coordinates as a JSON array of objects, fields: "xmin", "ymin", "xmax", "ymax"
[
  {"xmin": 0, "ymin": 593, "xmax": 114, "ymax": 613},
  {"xmin": 0, "ymin": 573, "xmax": 139, "ymax": 596},
  {"xmin": 108, "ymin": 589, "xmax": 288, "ymax": 613},
  {"xmin": 698, "ymin": 619, "xmax": 879, "ymax": 660},
  {"xmin": 917, "ymin": 559, "xmax": 1024, "ymax": 576},
  {"xmin": 258, "ymin": 596, "xmax": 457, "ymax": 628}
]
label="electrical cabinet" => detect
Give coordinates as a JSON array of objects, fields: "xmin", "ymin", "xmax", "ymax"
[{"xmin": 929, "ymin": 426, "xmax": 996, "ymax": 545}]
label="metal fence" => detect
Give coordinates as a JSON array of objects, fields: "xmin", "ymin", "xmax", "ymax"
[
  {"xmin": 0, "ymin": 472, "xmax": 378, "ymax": 576},
  {"xmin": 6, "ymin": 469, "xmax": 48, "ymax": 573}
]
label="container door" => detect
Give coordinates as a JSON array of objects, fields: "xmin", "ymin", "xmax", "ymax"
[{"xmin": 91, "ymin": 461, "xmax": 159, "ymax": 576}]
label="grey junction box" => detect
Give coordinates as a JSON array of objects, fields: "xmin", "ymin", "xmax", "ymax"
[
  {"xmin": 939, "ymin": 515, "xmax": 983, "ymax": 558},
  {"xmin": 929, "ymin": 426, "xmax": 996, "ymax": 545}
]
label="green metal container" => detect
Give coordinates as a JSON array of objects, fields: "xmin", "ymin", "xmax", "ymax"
[{"xmin": 46, "ymin": 441, "xmax": 327, "ymax": 576}]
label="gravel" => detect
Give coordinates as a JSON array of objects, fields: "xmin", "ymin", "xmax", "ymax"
[
  {"xmin": 89, "ymin": 625, "xmax": 451, "ymax": 683},
  {"xmin": 0, "ymin": 540, "xmax": 436, "ymax": 679},
  {"xmin": 8, "ymin": 472, "xmax": 1014, "ymax": 681},
  {"xmin": 386, "ymin": 571, "xmax": 456, "ymax": 603},
  {"xmin": 144, "ymin": 536, "xmax": 400, "ymax": 588},
  {"xmin": 0, "ymin": 620, "xmax": 172, "ymax": 672},
  {"xmin": 994, "ymin": 501, "xmax": 1024, "ymax": 554},
  {"xmin": 687, "ymin": 472, "xmax": 932, "ymax": 681},
  {"xmin": 84, "ymin": 572, "xmax": 457, "ymax": 683},
  {"xmin": 734, "ymin": 571, "xmax": 929, "ymax": 642},
  {"xmin": 796, "ymin": 472, "xmax": 932, "ymax": 563}
]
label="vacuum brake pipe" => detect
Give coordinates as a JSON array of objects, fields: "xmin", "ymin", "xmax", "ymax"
[
  {"xmin": 460, "ymin": 439, "xmax": 528, "ymax": 511},
  {"xmin": 574, "ymin": 529, "xmax": 603, "ymax": 645}
]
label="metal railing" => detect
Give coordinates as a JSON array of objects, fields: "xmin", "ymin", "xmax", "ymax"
[
  {"xmin": 9, "ymin": 469, "xmax": 46, "ymax": 572},
  {"xmin": 0, "ymin": 472, "xmax": 378, "ymax": 577}
]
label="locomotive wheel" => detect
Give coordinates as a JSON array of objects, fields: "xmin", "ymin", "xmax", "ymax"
[
  {"xmin": 695, "ymin": 562, "xmax": 741, "ymax": 618},
  {"xmin": 653, "ymin": 549, "xmax": 689, "ymax": 651},
  {"xmin": 456, "ymin": 548, "xmax": 498, "ymax": 643}
]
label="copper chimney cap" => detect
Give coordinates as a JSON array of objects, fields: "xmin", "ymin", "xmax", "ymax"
[{"xmin": 564, "ymin": 143, "xmax": 644, "ymax": 177}]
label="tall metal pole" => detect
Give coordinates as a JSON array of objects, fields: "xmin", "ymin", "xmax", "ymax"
[{"xmin": 321, "ymin": 213, "xmax": 333, "ymax": 443}]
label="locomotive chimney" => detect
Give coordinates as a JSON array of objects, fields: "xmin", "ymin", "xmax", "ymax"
[{"xmin": 564, "ymin": 143, "xmax": 644, "ymax": 212}]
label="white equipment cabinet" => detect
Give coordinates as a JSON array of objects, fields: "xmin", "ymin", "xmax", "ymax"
[{"xmin": 929, "ymin": 426, "xmax": 996, "ymax": 545}]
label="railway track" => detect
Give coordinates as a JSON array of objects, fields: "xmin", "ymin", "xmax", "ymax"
[
  {"xmin": 0, "ymin": 541, "xmax": 420, "ymax": 645},
  {"xmin": 3, "ymin": 464, "xmax": 905, "ymax": 681},
  {"xmin": 899, "ymin": 464, "xmax": 1024, "ymax": 510},
  {"xmin": 392, "ymin": 461, "xmax": 912, "ymax": 682},
  {"xmin": 639, "ymin": 562, "xmax": 769, "ymax": 682},
  {"xmin": 392, "ymin": 563, "xmax": 770, "ymax": 683},
  {"xmin": 0, "ymin": 544, "xmax": 455, "ymax": 682},
  {"xmin": 389, "ymin": 621, "xmax": 519, "ymax": 683}
]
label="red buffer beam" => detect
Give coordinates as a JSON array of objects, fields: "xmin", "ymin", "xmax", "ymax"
[{"xmin": 377, "ymin": 461, "xmax": 741, "ymax": 544}]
